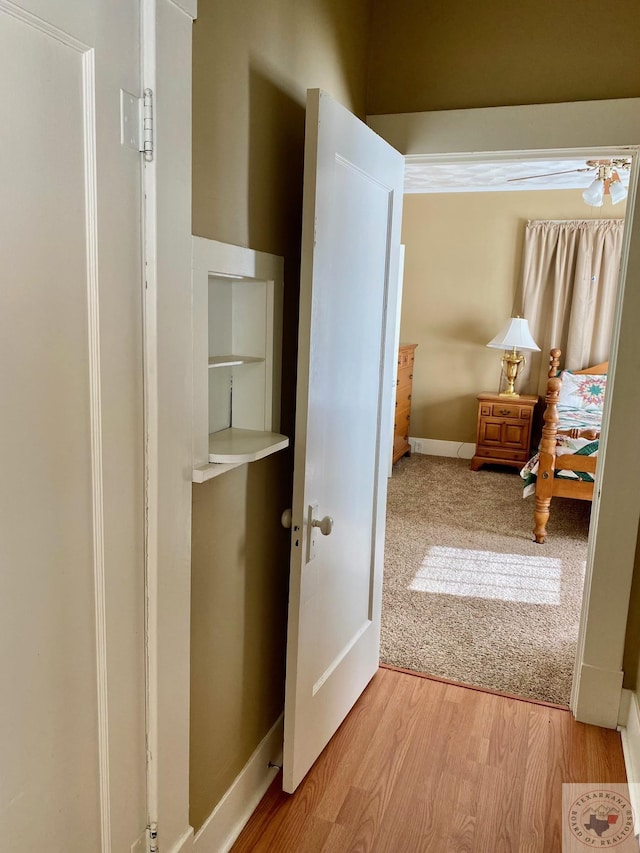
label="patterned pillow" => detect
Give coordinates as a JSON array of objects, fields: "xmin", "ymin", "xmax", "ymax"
[{"xmin": 558, "ymin": 370, "xmax": 607, "ymax": 411}]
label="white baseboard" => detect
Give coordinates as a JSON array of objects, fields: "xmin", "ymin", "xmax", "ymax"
[
  {"xmin": 193, "ymin": 713, "xmax": 284, "ymax": 852},
  {"xmin": 409, "ymin": 437, "xmax": 475, "ymax": 459},
  {"xmin": 170, "ymin": 826, "xmax": 195, "ymax": 853},
  {"xmin": 619, "ymin": 687, "xmax": 632, "ymax": 726},
  {"xmin": 573, "ymin": 663, "xmax": 624, "ymax": 728},
  {"xmin": 619, "ymin": 689, "xmax": 640, "ymax": 837}
]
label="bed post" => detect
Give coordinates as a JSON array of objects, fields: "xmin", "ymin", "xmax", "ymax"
[{"xmin": 533, "ymin": 348, "xmax": 561, "ymax": 543}]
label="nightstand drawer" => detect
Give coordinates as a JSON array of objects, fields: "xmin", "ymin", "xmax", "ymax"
[
  {"xmin": 475, "ymin": 446, "xmax": 528, "ymax": 463},
  {"xmin": 491, "ymin": 403, "xmax": 521, "ymax": 419}
]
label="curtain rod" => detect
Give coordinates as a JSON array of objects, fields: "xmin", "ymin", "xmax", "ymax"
[{"xmin": 526, "ymin": 218, "xmax": 625, "ymax": 225}]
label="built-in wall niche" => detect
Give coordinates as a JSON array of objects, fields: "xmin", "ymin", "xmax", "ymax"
[{"xmin": 192, "ymin": 237, "xmax": 289, "ymax": 482}]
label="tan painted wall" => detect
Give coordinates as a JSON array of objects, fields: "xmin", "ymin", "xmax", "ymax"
[
  {"xmin": 190, "ymin": 0, "xmax": 371, "ymax": 832},
  {"xmin": 190, "ymin": 457, "xmax": 290, "ymax": 830},
  {"xmin": 401, "ymin": 190, "xmax": 626, "ymax": 444},
  {"xmin": 368, "ymin": 0, "xmax": 640, "ymax": 114},
  {"xmin": 193, "ymin": 0, "xmax": 370, "ymax": 250}
]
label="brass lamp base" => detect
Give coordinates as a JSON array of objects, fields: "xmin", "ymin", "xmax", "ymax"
[{"xmin": 499, "ymin": 348, "xmax": 526, "ymax": 397}]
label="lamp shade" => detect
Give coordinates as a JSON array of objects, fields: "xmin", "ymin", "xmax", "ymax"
[
  {"xmin": 609, "ymin": 177, "xmax": 628, "ymax": 205},
  {"xmin": 487, "ymin": 317, "xmax": 540, "ymax": 351},
  {"xmin": 582, "ymin": 178, "xmax": 604, "ymax": 207}
]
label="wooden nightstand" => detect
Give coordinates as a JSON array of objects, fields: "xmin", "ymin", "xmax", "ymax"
[{"xmin": 470, "ymin": 393, "xmax": 538, "ymax": 471}]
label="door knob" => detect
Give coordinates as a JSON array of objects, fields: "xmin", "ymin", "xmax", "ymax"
[
  {"xmin": 311, "ymin": 515, "xmax": 333, "ymax": 536},
  {"xmin": 281, "ymin": 508, "xmax": 292, "ymax": 529}
]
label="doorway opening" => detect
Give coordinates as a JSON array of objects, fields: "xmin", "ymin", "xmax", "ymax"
[{"xmin": 381, "ymin": 147, "xmax": 634, "ymax": 706}]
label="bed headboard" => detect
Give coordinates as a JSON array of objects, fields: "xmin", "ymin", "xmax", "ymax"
[
  {"xmin": 547, "ymin": 348, "xmax": 608, "ymax": 380},
  {"xmin": 574, "ymin": 361, "xmax": 608, "ymax": 375}
]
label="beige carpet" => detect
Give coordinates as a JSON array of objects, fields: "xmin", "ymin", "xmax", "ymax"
[{"xmin": 382, "ymin": 454, "xmax": 590, "ymax": 705}]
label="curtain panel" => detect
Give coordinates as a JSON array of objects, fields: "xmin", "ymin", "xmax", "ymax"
[{"xmin": 520, "ymin": 219, "xmax": 624, "ymax": 396}]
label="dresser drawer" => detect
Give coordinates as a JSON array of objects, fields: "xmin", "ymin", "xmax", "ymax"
[
  {"xmin": 393, "ymin": 345, "xmax": 417, "ymax": 464},
  {"xmin": 393, "ymin": 431, "xmax": 410, "ymax": 460},
  {"xmin": 394, "ymin": 405, "xmax": 411, "ymax": 432},
  {"xmin": 395, "ymin": 384, "xmax": 413, "ymax": 409},
  {"xmin": 397, "ymin": 348, "xmax": 415, "ymax": 370},
  {"xmin": 397, "ymin": 364, "xmax": 414, "ymax": 387}
]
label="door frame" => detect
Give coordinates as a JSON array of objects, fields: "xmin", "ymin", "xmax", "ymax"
[
  {"xmin": 368, "ymin": 99, "xmax": 640, "ymax": 728},
  {"xmin": 142, "ymin": 0, "xmax": 198, "ymax": 851}
]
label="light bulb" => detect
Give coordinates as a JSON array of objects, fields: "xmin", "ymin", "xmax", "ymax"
[{"xmin": 582, "ymin": 178, "xmax": 604, "ymax": 207}]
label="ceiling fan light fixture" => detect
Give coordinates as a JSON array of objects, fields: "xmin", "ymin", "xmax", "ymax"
[{"xmin": 582, "ymin": 177, "xmax": 605, "ymax": 207}]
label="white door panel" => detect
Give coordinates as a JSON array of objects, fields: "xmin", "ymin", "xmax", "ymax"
[
  {"xmin": 0, "ymin": 13, "xmax": 98, "ymax": 847},
  {"xmin": 0, "ymin": 2, "xmax": 145, "ymax": 850},
  {"xmin": 283, "ymin": 90, "xmax": 404, "ymax": 792}
]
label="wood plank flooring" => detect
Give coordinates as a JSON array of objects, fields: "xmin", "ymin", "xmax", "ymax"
[{"xmin": 231, "ymin": 667, "xmax": 627, "ymax": 852}]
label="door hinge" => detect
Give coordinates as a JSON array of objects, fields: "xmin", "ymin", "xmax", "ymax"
[
  {"xmin": 147, "ymin": 822, "xmax": 158, "ymax": 853},
  {"xmin": 142, "ymin": 88, "xmax": 153, "ymax": 162},
  {"xmin": 119, "ymin": 88, "xmax": 153, "ymax": 161}
]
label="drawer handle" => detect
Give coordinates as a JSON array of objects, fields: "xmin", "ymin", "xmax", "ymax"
[
  {"xmin": 499, "ymin": 408, "xmax": 511, "ymax": 416},
  {"xmin": 409, "ymin": 373, "xmax": 413, "ymax": 379}
]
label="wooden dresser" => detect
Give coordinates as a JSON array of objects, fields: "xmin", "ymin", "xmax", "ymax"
[
  {"xmin": 393, "ymin": 343, "xmax": 417, "ymax": 464},
  {"xmin": 470, "ymin": 392, "xmax": 538, "ymax": 471}
]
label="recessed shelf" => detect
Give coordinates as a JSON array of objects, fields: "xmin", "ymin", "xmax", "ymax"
[
  {"xmin": 208, "ymin": 355, "xmax": 265, "ymax": 368},
  {"xmin": 192, "ymin": 460, "xmax": 245, "ymax": 483},
  {"xmin": 208, "ymin": 428, "xmax": 289, "ymax": 464},
  {"xmin": 192, "ymin": 237, "xmax": 288, "ymax": 481}
]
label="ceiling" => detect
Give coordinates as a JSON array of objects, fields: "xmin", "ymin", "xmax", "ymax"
[{"xmin": 403, "ymin": 157, "xmax": 633, "ymax": 194}]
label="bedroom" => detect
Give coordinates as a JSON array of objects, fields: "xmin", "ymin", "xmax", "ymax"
[{"xmin": 383, "ymin": 159, "xmax": 629, "ymax": 705}]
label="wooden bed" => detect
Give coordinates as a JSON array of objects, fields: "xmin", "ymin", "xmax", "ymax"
[{"xmin": 532, "ymin": 348, "xmax": 608, "ymax": 544}]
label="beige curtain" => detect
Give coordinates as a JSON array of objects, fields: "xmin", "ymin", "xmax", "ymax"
[{"xmin": 519, "ymin": 219, "xmax": 624, "ymax": 396}]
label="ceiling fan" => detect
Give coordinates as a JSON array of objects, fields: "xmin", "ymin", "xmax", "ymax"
[{"xmin": 507, "ymin": 158, "xmax": 632, "ymax": 205}]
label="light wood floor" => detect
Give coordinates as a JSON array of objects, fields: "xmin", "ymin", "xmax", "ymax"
[{"xmin": 231, "ymin": 667, "xmax": 626, "ymax": 852}]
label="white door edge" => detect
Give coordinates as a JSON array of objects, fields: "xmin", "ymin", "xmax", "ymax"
[
  {"xmin": 388, "ymin": 244, "xmax": 405, "ymax": 477},
  {"xmin": 141, "ymin": 0, "xmax": 160, "ymax": 832}
]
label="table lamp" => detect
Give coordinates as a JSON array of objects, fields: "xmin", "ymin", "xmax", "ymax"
[{"xmin": 486, "ymin": 317, "xmax": 540, "ymax": 397}]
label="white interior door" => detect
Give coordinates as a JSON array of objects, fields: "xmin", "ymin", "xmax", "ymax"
[
  {"xmin": 283, "ymin": 89, "xmax": 404, "ymax": 793},
  {"xmin": 0, "ymin": 1, "xmax": 146, "ymax": 849}
]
